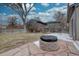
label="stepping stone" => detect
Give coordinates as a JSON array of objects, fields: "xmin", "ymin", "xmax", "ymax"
[
  {"xmin": 44, "ymin": 52, "xmax": 56, "ymax": 56},
  {"xmin": 14, "ymin": 48, "xmax": 29, "ymax": 56},
  {"xmin": 43, "ymin": 40, "xmax": 68, "ymax": 56},
  {"xmin": 0, "ymin": 48, "xmax": 21, "ymax": 56},
  {"xmin": 32, "ymin": 53, "xmax": 44, "ymax": 56},
  {"xmin": 55, "ymin": 52, "xmax": 67, "ymax": 56},
  {"xmin": 67, "ymin": 42, "xmax": 79, "ymax": 55},
  {"xmin": 28, "ymin": 43, "xmax": 47, "ymax": 55},
  {"xmin": 69, "ymin": 53, "xmax": 79, "ymax": 56},
  {"xmin": 14, "ymin": 43, "xmax": 29, "ymax": 56}
]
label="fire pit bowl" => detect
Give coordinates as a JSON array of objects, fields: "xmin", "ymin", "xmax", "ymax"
[{"xmin": 40, "ymin": 35, "xmax": 59, "ymax": 51}]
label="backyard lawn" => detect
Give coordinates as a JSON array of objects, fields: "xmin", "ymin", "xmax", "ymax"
[{"xmin": 0, "ymin": 32, "xmax": 44, "ymax": 53}]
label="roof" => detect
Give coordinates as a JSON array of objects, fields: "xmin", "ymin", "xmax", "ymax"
[
  {"xmin": 27, "ymin": 19, "xmax": 61, "ymax": 26},
  {"xmin": 37, "ymin": 21, "xmax": 60, "ymax": 25},
  {"xmin": 69, "ymin": 3, "xmax": 79, "ymax": 8},
  {"xmin": 27, "ymin": 19, "xmax": 47, "ymax": 25},
  {"xmin": 46, "ymin": 21, "xmax": 61, "ymax": 24}
]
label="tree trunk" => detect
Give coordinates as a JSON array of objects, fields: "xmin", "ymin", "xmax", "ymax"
[
  {"xmin": 23, "ymin": 23, "xmax": 27, "ymax": 32},
  {"xmin": 22, "ymin": 18, "xmax": 27, "ymax": 32}
]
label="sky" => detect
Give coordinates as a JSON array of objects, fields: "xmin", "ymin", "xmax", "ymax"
[
  {"xmin": 0, "ymin": 3, "xmax": 67, "ymax": 24},
  {"xmin": 28, "ymin": 3, "xmax": 67, "ymax": 22}
]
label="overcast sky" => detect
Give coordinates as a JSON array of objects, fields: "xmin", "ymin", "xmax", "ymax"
[{"xmin": 0, "ymin": 3, "xmax": 67, "ymax": 22}]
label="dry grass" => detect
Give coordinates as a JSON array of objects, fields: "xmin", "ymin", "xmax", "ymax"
[{"xmin": 0, "ymin": 32, "xmax": 44, "ymax": 53}]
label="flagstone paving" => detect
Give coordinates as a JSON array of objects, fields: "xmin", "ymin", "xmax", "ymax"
[{"xmin": 0, "ymin": 40, "xmax": 79, "ymax": 56}]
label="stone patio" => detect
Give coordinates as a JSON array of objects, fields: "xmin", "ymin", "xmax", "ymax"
[{"xmin": 0, "ymin": 40, "xmax": 79, "ymax": 56}]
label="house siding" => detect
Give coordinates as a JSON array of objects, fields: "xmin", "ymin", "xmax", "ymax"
[
  {"xmin": 76, "ymin": 7, "xmax": 79, "ymax": 40},
  {"xmin": 69, "ymin": 5, "xmax": 79, "ymax": 41},
  {"xmin": 69, "ymin": 9, "xmax": 76, "ymax": 40}
]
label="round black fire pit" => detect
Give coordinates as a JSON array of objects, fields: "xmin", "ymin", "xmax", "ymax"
[
  {"xmin": 40, "ymin": 35, "xmax": 59, "ymax": 51},
  {"xmin": 40, "ymin": 35, "xmax": 57, "ymax": 42}
]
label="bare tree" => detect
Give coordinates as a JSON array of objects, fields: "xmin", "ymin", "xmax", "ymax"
[
  {"xmin": 8, "ymin": 16, "xmax": 17, "ymax": 28},
  {"xmin": 53, "ymin": 11, "xmax": 64, "ymax": 21},
  {"xmin": 53, "ymin": 11, "xmax": 67, "ymax": 32},
  {"xmin": 0, "ymin": 3, "xmax": 36, "ymax": 32}
]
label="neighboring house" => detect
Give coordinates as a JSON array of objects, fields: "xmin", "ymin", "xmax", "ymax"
[
  {"xmin": 0, "ymin": 24, "xmax": 7, "ymax": 32},
  {"xmin": 26, "ymin": 19, "xmax": 47, "ymax": 32},
  {"xmin": 46, "ymin": 21, "xmax": 62, "ymax": 32},
  {"xmin": 67, "ymin": 3, "xmax": 79, "ymax": 40},
  {"xmin": 15, "ymin": 24, "xmax": 24, "ymax": 29},
  {"xmin": 7, "ymin": 24, "xmax": 24, "ymax": 29},
  {"xmin": 0, "ymin": 24, "xmax": 7, "ymax": 29},
  {"xmin": 26, "ymin": 19, "xmax": 63, "ymax": 32}
]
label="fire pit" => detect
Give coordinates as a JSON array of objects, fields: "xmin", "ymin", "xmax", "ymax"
[{"xmin": 40, "ymin": 35, "xmax": 59, "ymax": 51}]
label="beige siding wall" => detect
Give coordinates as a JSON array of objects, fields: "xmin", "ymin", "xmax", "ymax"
[
  {"xmin": 76, "ymin": 7, "xmax": 79, "ymax": 40},
  {"xmin": 69, "ymin": 10, "xmax": 76, "ymax": 40},
  {"xmin": 69, "ymin": 16, "xmax": 72, "ymax": 36},
  {"xmin": 69, "ymin": 6, "xmax": 79, "ymax": 41}
]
